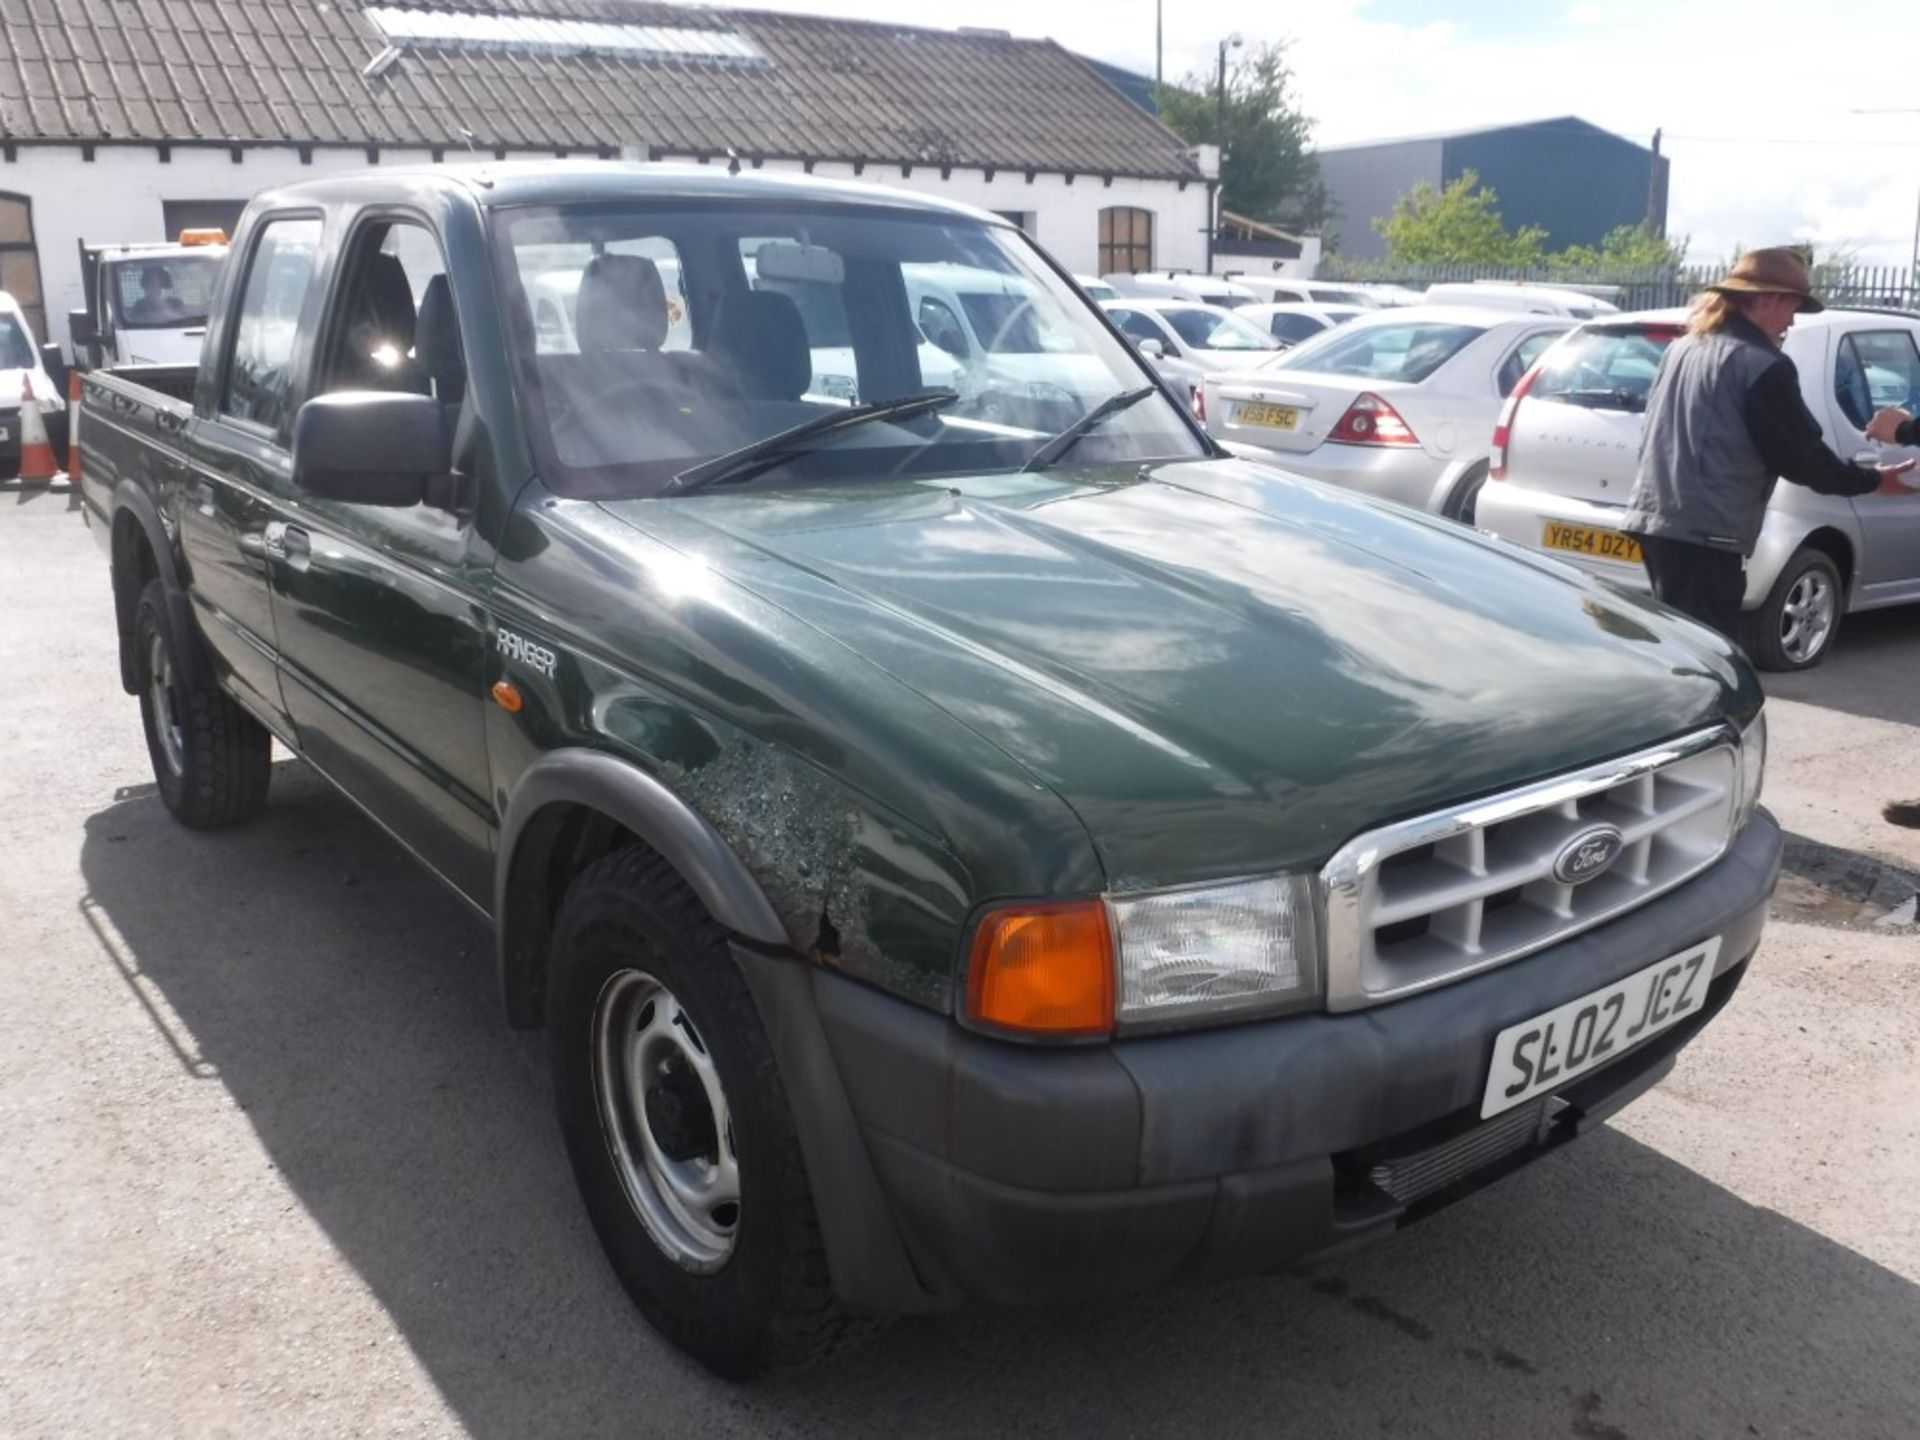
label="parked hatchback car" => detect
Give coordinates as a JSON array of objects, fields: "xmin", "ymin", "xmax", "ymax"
[
  {"xmin": 1478, "ymin": 307, "xmax": 1920, "ymax": 669},
  {"xmin": 1202, "ymin": 307, "xmax": 1569, "ymax": 517},
  {"xmin": 1102, "ymin": 297, "xmax": 1282, "ymax": 374},
  {"xmin": 1239, "ymin": 301, "xmax": 1368, "ymax": 347}
]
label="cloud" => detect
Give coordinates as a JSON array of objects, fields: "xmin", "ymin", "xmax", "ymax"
[{"xmin": 702, "ymin": 0, "xmax": 1920, "ymax": 263}]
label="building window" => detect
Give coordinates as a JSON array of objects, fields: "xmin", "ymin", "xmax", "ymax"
[
  {"xmin": 0, "ymin": 193, "xmax": 47, "ymax": 348},
  {"xmin": 1098, "ymin": 206, "xmax": 1153, "ymax": 275}
]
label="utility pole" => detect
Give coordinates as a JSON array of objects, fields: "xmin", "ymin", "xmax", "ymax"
[
  {"xmin": 1645, "ymin": 128, "xmax": 1663, "ymax": 236},
  {"xmin": 1155, "ymin": 0, "xmax": 1162, "ymax": 86}
]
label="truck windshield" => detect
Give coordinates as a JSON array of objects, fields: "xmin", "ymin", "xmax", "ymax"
[
  {"xmin": 489, "ymin": 199, "xmax": 1204, "ymax": 498},
  {"xmin": 111, "ymin": 254, "xmax": 224, "ymax": 330}
]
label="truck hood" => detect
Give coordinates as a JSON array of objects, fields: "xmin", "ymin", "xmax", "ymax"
[{"xmin": 602, "ymin": 459, "xmax": 1757, "ymax": 886}]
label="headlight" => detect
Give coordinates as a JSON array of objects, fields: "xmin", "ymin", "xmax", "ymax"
[
  {"xmin": 1735, "ymin": 710, "xmax": 1766, "ymax": 832},
  {"xmin": 1109, "ymin": 874, "xmax": 1319, "ymax": 1029},
  {"xmin": 963, "ymin": 874, "xmax": 1321, "ymax": 1038},
  {"xmin": 37, "ymin": 393, "xmax": 64, "ymax": 414}
]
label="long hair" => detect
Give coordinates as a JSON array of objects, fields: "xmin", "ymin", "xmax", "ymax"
[{"xmin": 1688, "ymin": 290, "xmax": 1741, "ymax": 336}]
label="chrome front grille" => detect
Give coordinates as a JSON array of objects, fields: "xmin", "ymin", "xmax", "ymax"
[{"xmin": 1322, "ymin": 729, "xmax": 1738, "ymax": 1011}]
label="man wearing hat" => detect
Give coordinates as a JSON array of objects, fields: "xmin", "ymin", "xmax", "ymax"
[{"xmin": 1622, "ymin": 246, "xmax": 1915, "ymax": 641}]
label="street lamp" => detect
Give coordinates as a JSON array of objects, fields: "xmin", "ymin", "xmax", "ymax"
[{"xmin": 1215, "ymin": 32, "xmax": 1243, "ymax": 131}]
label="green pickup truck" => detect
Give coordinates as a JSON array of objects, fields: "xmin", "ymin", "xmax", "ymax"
[{"xmin": 78, "ymin": 164, "xmax": 1781, "ymax": 1377}]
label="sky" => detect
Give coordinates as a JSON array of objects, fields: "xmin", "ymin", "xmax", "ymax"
[{"xmin": 719, "ymin": 0, "xmax": 1920, "ymax": 265}]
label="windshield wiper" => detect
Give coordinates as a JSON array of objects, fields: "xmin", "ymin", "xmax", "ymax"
[
  {"xmin": 1021, "ymin": 386, "xmax": 1158, "ymax": 473},
  {"xmin": 666, "ymin": 390, "xmax": 960, "ymax": 494}
]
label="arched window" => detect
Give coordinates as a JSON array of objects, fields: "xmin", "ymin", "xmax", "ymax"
[
  {"xmin": 1098, "ymin": 206, "xmax": 1153, "ymax": 275},
  {"xmin": 0, "ymin": 193, "xmax": 46, "ymax": 347}
]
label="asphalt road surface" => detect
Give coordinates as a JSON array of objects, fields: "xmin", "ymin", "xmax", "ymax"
[{"xmin": 3, "ymin": 491, "xmax": 1916, "ymax": 1438}]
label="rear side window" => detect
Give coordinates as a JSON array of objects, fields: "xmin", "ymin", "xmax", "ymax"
[
  {"xmin": 1497, "ymin": 330, "xmax": 1564, "ymax": 396},
  {"xmin": 1528, "ymin": 327, "xmax": 1678, "ymax": 413},
  {"xmin": 221, "ymin": 218, "xmax": 323, "ymax": 432},
  {"xmin": 1834, "ymin": 330, "xmax": 1920, "ymax": 429},
  {"xmin": 1159, "ymin": 306, "xmax": 1277, "ymax": 351},
  {"xmin": 1274, "ymin": 321, "xmax": 1482, "ymax": 382},
  {"xmin": 1269, "ymin": 312, "xmax": 1326, "ymax": 344}
]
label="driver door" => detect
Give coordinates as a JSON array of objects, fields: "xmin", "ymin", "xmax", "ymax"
[{"xmin": 1828, "ymin": 326, "xmax": 1920, "ymax": 601}]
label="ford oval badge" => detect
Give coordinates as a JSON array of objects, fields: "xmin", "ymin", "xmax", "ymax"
[{"xmin": 1553, "ymin": 825, "xmax": 1626, "ymax": 886}]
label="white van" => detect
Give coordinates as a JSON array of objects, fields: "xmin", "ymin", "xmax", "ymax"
[
  {"xmin": 1, "ymin": 290, "xmax": 67, "ymax": 474},
  {"xmin": 71, "ymin": 236, "xmax": 229, "ymax": 368}
]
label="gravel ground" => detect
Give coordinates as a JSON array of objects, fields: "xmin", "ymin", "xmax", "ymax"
[{"xmin": 3, "ymin": 490, "xmax": 1916, "ymax": 1439}]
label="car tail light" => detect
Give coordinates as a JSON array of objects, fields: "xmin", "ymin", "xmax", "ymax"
[
  {"xmin": 1191, "ymin": 384, "xmax": 1206, "ymax": 422},
  {"xmin": 1490, "ymin": 364, "xmax": 1542, "ymax": 480},
  {"xmin": 1328, "ymin": 392, "xmax": 1418, "ymax": 447}
]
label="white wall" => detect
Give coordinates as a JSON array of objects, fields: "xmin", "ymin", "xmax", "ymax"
[
  {"xmin": 1, "ymin": 143, "xmax": 567, "ymax": 353},
  {"xmin": 1214, "ymin": 234, "xmax": 1324, "ymax": 281},
  {"xmin": 3, "ymin": 142, "xmax": 1217, "ymax": 353},
  {"xmin": 726, "ymin": 157, "xmax": 1213, "ymax": 278}
]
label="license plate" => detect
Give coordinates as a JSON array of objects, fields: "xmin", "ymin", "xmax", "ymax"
[
  {"xmin": 1233, "ymin": 401, "xmax": 1298, "ymax": 430},
  {"xmin": 1542, "ymin": 520, "xmax": 1643, "ymax": 564},
  {"xmin": 1481, "ymin": 937, "xmax": 1721, "ymax": 1118}
]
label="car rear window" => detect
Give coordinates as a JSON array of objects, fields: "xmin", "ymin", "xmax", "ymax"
[
  {"xmin": 1272, "ymin": 321, "xmax": 1482, "ymax": 382},
  {"xmin": 1529, "ymin": 326, "xmax": 1679, "ymax": 413}
]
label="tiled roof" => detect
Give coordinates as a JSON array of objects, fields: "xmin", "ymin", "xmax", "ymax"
[{"xmin": 0, "ymin": 1, "xmax": 1204, "ymax": 181}]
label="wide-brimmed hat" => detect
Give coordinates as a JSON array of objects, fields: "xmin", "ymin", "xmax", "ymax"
[{"xmin": 1707, "ymin": 246, "xmax": 1824, "ymax": 313}]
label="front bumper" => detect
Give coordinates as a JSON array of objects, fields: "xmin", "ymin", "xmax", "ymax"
[{"xmin": 781, "ymin": 811, "xmax": 1781, "ymax": 1310}]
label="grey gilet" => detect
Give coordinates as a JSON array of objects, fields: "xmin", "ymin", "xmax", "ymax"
[{"xmin": 1622, "ymin": 325, "xmax": 1781, "ymax": 555}]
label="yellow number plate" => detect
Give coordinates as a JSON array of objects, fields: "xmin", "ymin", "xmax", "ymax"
[
  {"xmin": 1543, "ymin": 521, "xmax": 1643, "ymax": 564},
  {"xmin": 1233, "ymin": 401, "xmax": 1298, "ymax": 430}
]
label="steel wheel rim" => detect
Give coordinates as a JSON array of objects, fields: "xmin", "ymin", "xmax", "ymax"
[
  {"xmin": 146, "ymin": 629, "xmax": 186, "ymax": 777},
  {"xmin": 1779, "ymin": 570, "xmax": 1835, "ymax": 664},
  {"xmin": 591, "ymin": 968, "xmax": 740, "ymax": 1272}
]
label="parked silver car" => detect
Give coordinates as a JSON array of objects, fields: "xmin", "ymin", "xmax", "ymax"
[
  {"xmin": 1477, "ymin": 307, "xmax": 1920, "ymax": 669},
  {"xmin": 1201, "ymin": 307, "xmax": 1568, "ymax": 518}
]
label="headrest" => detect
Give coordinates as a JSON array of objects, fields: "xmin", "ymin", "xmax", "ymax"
[
  {"xmin": 357, "ymin": 251, "xmax": 417, "ymax": 350},
  {"xmin": 414, "ymin": 273, "xmax": 465, "ymax": 400},
  {"xmin": 710, "ymin": 289, "xmax": 812, "ymax": 401},
  {"xmin": 575, "ymin": 253, "xmax": 667, "ymax": 353}
]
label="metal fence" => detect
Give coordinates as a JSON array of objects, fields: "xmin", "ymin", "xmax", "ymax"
[{"xmin": 1313, "ymin": 260, "xmax": 1920, "ymax": 313}]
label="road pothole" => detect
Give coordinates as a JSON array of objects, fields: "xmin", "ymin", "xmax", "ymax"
[{"xmin": 1776, "ymin": 834, "xmax": 1920, "ymax": 931}]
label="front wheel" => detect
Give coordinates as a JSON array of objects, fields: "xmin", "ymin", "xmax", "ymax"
[
  {"xmin": 1741, "ymin": 548, "xmax": 1843, "ymax": 671},
  {"xmin": 546, "ymin": 847, "xmax": 861, "ymax": 1378},
  {"xmin": 134, "ymin": 579, "xmax": 272, "ymax": 828}
]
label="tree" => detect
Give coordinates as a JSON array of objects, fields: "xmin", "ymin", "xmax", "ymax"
[
  {"xmin": 1374, "ymin": 170, "xmax": 1547, "ymax": 267},
  {"xmin": 1155, "ymin": 41, "xmax": 1330, "ymax": 230},
  {"xmin": 1553, "ymin": 222, "xmax": 1689, "ymax": 273}
]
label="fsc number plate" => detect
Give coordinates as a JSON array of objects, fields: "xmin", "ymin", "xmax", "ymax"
[
  {"xmin": 1543, "ymin": 521, "xmax": 1643, "ymax": 564},
  {"xmin": 1481, "ymin": 937, "xmax": 1721, "ymax": 1118},
  {"xmin": 1233, "ymin": 401, "xmax": 1298, "ymax": 430}
]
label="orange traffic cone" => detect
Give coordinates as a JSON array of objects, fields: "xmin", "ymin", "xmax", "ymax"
[{"xmin": 17, "ymin": 375, "xmax": 59, "ymax": 487}]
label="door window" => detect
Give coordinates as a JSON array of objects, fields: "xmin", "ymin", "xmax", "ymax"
[
  {"xmin": 1112, "ymin": 308, "xmax": 1168, "ymax": 346},
  {"xmin": 221, "ymin": 218, "xmax": 323, "ymax": 432},
  {"xmin": 1834, "ymin": 331, "xmax": 1920, "ymax": 430},
  {"xmin": 316, "ymin": 219, "xmax": 465, "ymax": 405},
  {"xmin": 917, "ymin": 296, "xmax": 969, "ymax": 360}
]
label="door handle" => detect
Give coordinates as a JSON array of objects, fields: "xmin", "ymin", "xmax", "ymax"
[{"xmin": 281, "ymin": 524, "xmax": 311, "ymax": 557}]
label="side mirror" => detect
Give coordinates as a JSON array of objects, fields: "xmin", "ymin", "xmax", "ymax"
[
  {"xmin": 68, "ymin": 310, "xmax": 96, "ymax": 347},
  {"xmin": 39, "ymin": 343, "xmax": 68, "ymax": 394},
  {"xmin": 1136, "ymin": 337, "xmax": 1166, "ymax": 360},
  {"xmin": 292, "ymin": 392, "xmax": 450, "ymax": 508}
]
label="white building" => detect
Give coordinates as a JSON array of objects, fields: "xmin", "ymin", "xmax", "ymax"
[{"xmin": 0, "ymin": 1, "xmax": 1218, "ymax": 355}]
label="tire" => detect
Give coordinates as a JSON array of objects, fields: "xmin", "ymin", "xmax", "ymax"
[
  {"xmin": 1441, "ymin": 462, "xmax": 1490, "ymax": 526},
  {"xmin": 1740, "ymin": 548, "xmax": 1843, "ymax": 671},
  {"xmin": 546, "ymin": 846, "xmax": 861, "ymax": 1378},
  {"xmin": 134, "ymin": 579, "xmax": 272, "ymax": 828}
]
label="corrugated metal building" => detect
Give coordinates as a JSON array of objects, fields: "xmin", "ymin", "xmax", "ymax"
[
  {"xmin": 1316, "ymin": 117, "xmax": 1668, "ymax": 263},
  {"xmin": 0, "ymin": 1, "xmax": 1216, "ymax": 353}
]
